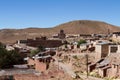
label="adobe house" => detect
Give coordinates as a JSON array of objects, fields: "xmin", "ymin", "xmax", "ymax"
[
  {"xmin": 17, "ymin": 40, "xmax": 27, "ymax": 44},
  {"xmin": 98, "ymin": 65, "xmax": 111, "ymax": 77},
  {"xmin": 106, "ymin": 64, "xmax": 119, "ymax": 77},
  {"xmin": 112, "ymin": 32, "xmax": 120, "ymax": 42},
  {"xmin": 27, "ymin": 58, "xmax": 35, "ymax": 68},
  {"xmin": 27, "ymin": 51, "xmax": 55, "ymax": 72},
  {"xmin": 106, "ymin": 55, "xmax": 120, "ymax": 78},
  {"xmin": 95, "ymin": 42, "xmax": 109, "ymax": 61},
  {"xmin": 112, "ymin": 32, "xmax": 120, "ymax": 38},
  {"xmin": 95, "ymin": 42, "xmax": 118, "ymax": 57},
  {"xmin": 88, "ymin": 58, "xmax": 104, "ymax": 73},
  {"xmin": 28, "ymin": 55, "xmax": 52, "ymax": 72},
  {"xmin": 35, "ymin": 55, "xmax": 52, "ymax": 72},
  {"xmin": 97, "ymin": 61, "xmax": 120, "ymax": 78},
  {"xmin": 79, "ymin": 34, "xmax": 92, "ymax": 38},
  {"xmin": 88, "ymin": 63, "xmax": 96, "ymax": 72},
  {"xmin": 88, "ymin": 43, "xmax": 120, "ymax": 78},
  {"xmin": 95, "ymin": 52, "xmax": 120, "ymax": 78},
  {"xmin": 66, "ymin": 34, "xmax": 79, "ymax": 39}
]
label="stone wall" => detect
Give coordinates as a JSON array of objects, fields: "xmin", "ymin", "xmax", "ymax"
[{"xmin": 14, "ymin": 74, "xmax": 44, "ymax": 80}]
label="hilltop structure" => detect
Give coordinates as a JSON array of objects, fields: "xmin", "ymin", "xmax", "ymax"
[{"xmin": 52, "ymin": 29, "xmax": 66, "ymax": 39}]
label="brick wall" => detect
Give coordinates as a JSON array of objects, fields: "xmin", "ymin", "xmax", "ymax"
[
  {"xmin": 35, "ymin": 59, "xmax": 47, "ymax": 72},
  {"xmin": 28, "ymin": 58, "xmax": 35, "ymax": 66},
  {"xmin": 107, "ymin": 64, "xmax": 118, "ymax": 77},
  {"xmin": 27, "ymin": 40, "xmax": 62, "ymax": 48}
]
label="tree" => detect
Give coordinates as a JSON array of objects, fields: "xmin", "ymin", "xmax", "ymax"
[
  {"xmin": 29, "ymin": 49, "xmax": 39, "ymax": 57},
  {"xmin": 0, "ymin": 42, "xmax": 5, "ymax": 49},
  {"xmin": 38, "ymin": 45, "xmax": 45, "ymax": 52},
  {"xmin": 65, "ymin": 44, "xmax": 68, "ymax": 48},
  {"xmin": 77, "ymin": 39, "xmax": 86, "ymax": 46},
  {"xmin": 0, "ymin": 43, "xmax": 23, "ymax": 69},
  {"xmin": 29, "ymin": 45, "xmax": 45, "ymax": 57},
  {"xmin": 8, "ymin": 50, "xmax": 24, "ymax": 64}
]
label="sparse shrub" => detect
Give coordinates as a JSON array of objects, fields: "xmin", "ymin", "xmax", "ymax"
[
  {"xmin": 29, "ymin": 49, "xmax": 39, "ymax": 57},
  {"xmin": 89, "ymin": 71, "xmax": 101, "ymax": 78},
  {"xmin": 77, "ymin": 39, "xmax": 86, "ymax": 46},
  {"xmin": 73, "ymin": 55, "xmax": 78, "ymax": 60},
  {"xmin": 104, "ymin": 77, "xmax": 116, "ymax": 80}
]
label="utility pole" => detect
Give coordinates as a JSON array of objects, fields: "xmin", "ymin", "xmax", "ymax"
[
  {"xmin": 85, "ymin": 54, "xmax": 88, "ymax": 78},
  {"xmin": 58, "ymin": 55, "xmax": 60, "ymax": 80}
]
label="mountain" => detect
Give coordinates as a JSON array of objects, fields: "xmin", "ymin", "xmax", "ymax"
[
  {"xmin": 0, "ymin": 20, "xmax": 120, "ymax": 44},
  {"xmin": 53, "ymin": 20, "xmax": 120, "ymax": 34}
]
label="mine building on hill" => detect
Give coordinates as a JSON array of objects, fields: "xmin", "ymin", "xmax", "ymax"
[{"xmin": 52, "ymin": 29, "xmax": 66, "ymax": 39}]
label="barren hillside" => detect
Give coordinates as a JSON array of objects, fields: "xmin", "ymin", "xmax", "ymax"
[{"xmin": 0, "ymin": 20, "xmax": 120, "ymax": 44}]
